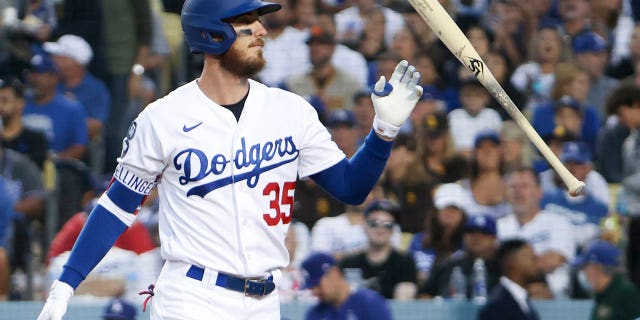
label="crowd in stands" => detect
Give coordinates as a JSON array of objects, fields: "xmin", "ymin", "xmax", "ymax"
[{"xmin": 1, "ymin": 0, "xmax": 640, "ymax": 317}]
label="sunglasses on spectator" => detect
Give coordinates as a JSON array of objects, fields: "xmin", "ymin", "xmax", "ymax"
[{"xmin": 367, "ymin": 220, "xmax": 394, "ymax": 230}]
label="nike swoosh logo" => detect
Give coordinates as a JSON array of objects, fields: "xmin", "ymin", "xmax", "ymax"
[{"xmin": 183, "ymin": 122, "xmax": 203, "ymax": 132}]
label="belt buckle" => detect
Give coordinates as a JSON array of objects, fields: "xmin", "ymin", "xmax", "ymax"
[{"xmin": 243, "ymin": 278, "xmax": 266, "ymax": 297}]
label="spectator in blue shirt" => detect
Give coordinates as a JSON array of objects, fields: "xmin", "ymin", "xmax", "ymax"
[
  {"xmin": 0, "ymin": 176, "xmax": 15, "ymax": 300},
  {"xmin": 23, "ymin": 52, "xmax": 89, "ymax": 160},
  {"xmin": 44, "ymin": 35, "xmax": 111, "ymax": 142},
  {"xmin": 302, "ymin": 252, "xmax": 392, "ymax": 320}
]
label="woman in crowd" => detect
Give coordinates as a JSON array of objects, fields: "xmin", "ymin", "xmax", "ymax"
[
  {"xmin": 510, "ymin": 26, "xmax": 569, "ymax": 113},
  {"xmin": 460, "ymin": 130, "xmax": 512, "ymax": 220},
  {"xmin": 408, "ymin": 183, "xmax": 468, "ymax": 285}
]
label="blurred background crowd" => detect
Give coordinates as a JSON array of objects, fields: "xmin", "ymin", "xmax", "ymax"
[{"xmin": 0, "ymin": 0, "xmax": 640, "ymax": 316}]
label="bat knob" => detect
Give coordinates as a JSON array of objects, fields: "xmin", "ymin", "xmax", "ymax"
[{"xmin": 569, "ymin": 181, "xmax": 586, "ymax": 197}]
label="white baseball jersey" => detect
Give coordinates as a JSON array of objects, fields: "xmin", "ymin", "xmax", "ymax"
[{"xmin": 115, "ymin": 79, "xmax": 345, "ymax": 278}]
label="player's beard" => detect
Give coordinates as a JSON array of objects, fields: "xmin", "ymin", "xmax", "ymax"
[{"xmin": 221, "ymin": 40, "xmax": 266, "ymax": 78}]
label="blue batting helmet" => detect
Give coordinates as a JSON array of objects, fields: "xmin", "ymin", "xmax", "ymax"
[{"xmin": 181, "ymin": 0, "xmax": 281, "ymax": 55}]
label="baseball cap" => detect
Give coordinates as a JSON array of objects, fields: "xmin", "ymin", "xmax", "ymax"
[
  {"xmin": 301, "ymin": 252, "xmax": 337, "ymax": 289},
  {"xmin": 573, "ymin": 240, "xmax": 621, "ymax": 268},
  {"xmin": 572, "ymin": 32, "xmax": 608, "ymax": 54},
  {"xmin": 464, "ymin": 215, "xmax": 497, "ymax": 235},
  {"xmin": 306, "ymin": 25, "xmax": 336, "ymax": 45},
  {"xmin": 421, "ymin": 85, "xmax": 444, "ymax": 101},
  {"xmin": 433, "ymin": 183, "xmax": 468, "ymax": 211},
  {"xmin": 554, "ymin": 95, "xmax": 582, "ymax": 113},
  {"xmin": 560, "ymin": 141, "xmax": 591, "ymax": 164},
  {"xmin": 423, "ymin": 112, "xmax": 448, "ymax": 136},
  {"xmin": 101, "ymin": 298, "xmax": 137, "ymax": 320},
  {"xmin": 29, "ymin": 53, "xmax": 58, "ymax": 73},
  {"xmin": 363, "ymin": 199, "xmax": 401, "ymax": 219},
  {"xmin": 327, "ymin": 109, "xmax": 355, "ymax": 128},
  {"xmin": 44, "ymin": 34, "xmax": 93, "ymax": 65},
  {"xmin": 473, "ymin": 130, "xmax": 501, "ymax": 148}
]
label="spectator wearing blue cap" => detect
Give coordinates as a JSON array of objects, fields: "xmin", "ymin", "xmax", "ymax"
[
  {"xmin": 539, "ymin": 142, "xmax": 609, "ymax": 249},
  {"xmin": 102, "ymin": 298, "xmax": 137, "ymax": 320},
  {"xmin": 309, "ymin": 184, "xmax": 402, "ymax": 261},
  {"xmin": 531, "ymin": 62, "xmax": 602, "ymax": 154},
  {"xmin": 23, "ymin": 52, "xmax": 89, "ymax": 160},
  {"xmin": 540, "ymin": 139, "xmax": 609, "ymax": 206},
  {"xmin": 340, "ymin": 199, "xmax": 418, "ymax": 300},
  {"xmin": 572, "ymin": 32, "xmax": 619, "ymax": 119},
  {"xmin": 301, "ymin": 252, "xmax": 392, "ymax": 320},
  {"xmin": 352, "ymin": 90, "xmax": 375, "ymax": 145},
  {"xmin": 418, "ymin": 215, "xmax": 500, "ymax": 300},
  {"xmin": 326, "ymin": 109, "xmax": 359, "ymax": 157},
  {"xmin": 574, "ymin": 240, "xmax": 640, "ymax": 320}
]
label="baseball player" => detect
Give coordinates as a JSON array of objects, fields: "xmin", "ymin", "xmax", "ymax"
[{"xmin": 36, "ymin": 0, "xmax": 422, "ymax": 319}]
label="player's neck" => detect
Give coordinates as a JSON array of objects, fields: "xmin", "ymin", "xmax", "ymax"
[{"xmin": 199, "ymin": 61, "xmax": 250, "ymax": 105}]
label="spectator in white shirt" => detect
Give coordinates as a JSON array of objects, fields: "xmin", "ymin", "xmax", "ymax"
[
  {"xmin": 334, "ymin": 0, "xmax": 404, "ymax": 48},
  {"xmin": 498, "ymin": 168, "xmax": 576, "ymax": 298},
  {"xmin": 448, "ymin": 79, "xmax": 502, "ymax": 157},
  {"xmin": 258, "ymin": 0, "xmax": 309, "ymax": 87},
  {"xmin": 310, "ymin": 185, "xmax": 401, "ymax": 261}
]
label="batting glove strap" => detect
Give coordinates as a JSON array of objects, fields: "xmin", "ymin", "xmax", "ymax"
[{"xmin": 372, "ymin": 115, "xmax": 401, "ymax": 139}]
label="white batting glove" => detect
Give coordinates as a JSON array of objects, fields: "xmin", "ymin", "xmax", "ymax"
[
  {"xmin": 37, "ymin": 280, "xmax": 74, "ymax": 320},
  {"xmin": 371, "ymin": 60, "xmax": 423, "ymax": 139}
]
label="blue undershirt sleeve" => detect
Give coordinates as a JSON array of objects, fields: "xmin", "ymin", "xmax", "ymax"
[
  {"xmin": 58, "ymin": 179, "xmax": 146, "ymax": 289},
  {"xmin": 58, "ymin": 205, "xmax": 128, "ymax": 289},
  {"xmin": 311, "ymin": 130, "xmax": 392, "ymax": 205}
]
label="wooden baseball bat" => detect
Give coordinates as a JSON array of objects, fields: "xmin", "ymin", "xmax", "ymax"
[{"xmin": 407, "ymin": 0, "xmax": 585, "ymax": 196}]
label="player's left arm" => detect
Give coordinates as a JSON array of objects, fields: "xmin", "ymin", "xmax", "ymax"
[{"xmin": 311, "ymin": 60, "xmax": 422, "ymax": 204}]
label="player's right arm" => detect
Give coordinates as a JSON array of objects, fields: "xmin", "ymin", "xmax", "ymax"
[
  {"xmin": 38, "ymin": 111, "xmax": 163, "ymax": 320},
  {"xmin": 36, "ymin": 178, "xmax": 151, "ymax": 320}
]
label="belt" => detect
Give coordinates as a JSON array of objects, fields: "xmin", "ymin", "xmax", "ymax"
[{"xmin": 186, "ymin": 265, "xmax": 275, "ymax": 297}]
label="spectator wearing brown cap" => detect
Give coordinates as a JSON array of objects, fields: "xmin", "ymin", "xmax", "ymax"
[
  {"xmin": 380, "ymin": 133, "xmax": 435, "ymax": 233},
  {"xmin": 418, "ymin": 112, "xmax": 468, "ymax": 184},
  {"xmin": 285, "ymin": 26, "xmax": 362, "ymax": 114}
]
